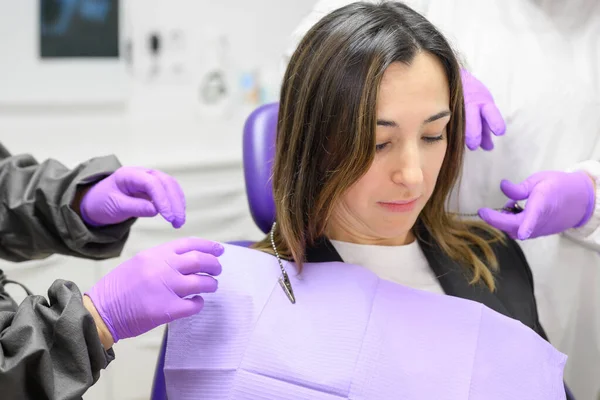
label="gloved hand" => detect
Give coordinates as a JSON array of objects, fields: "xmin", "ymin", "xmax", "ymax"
[
  {"xmin": 86, "ymin": 237, "xmax": 224, "ymax": 342},
  {"xmin": 461, "ymin": 69, "xmax": 506, "ymax": 151},
  {"xmin": 80, "ymin": 166, "xmax": 186, "ymax": 228},
  {"xmin": 478, "ymin": 171, "xmax": 596, "ymax": 240}
]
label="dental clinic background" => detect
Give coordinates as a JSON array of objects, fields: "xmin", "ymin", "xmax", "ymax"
[{"xmin": 0, "ymin": 0, "xmax": 598, "ymax": 399}]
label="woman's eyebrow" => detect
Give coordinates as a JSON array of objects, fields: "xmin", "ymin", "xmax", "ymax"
[{"xmin": 376, "ymin": 110, "xmax": 451, "ymax": 127}]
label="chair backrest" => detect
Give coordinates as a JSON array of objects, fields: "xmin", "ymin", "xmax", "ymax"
[{"xmin": 242, "ymin": 102, "xmax": 278, "ymax": 234}]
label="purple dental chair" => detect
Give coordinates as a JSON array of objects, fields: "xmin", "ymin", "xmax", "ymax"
[{"xmin": 149, "ymin": 101, "xmax": 575, "ymax": 400}]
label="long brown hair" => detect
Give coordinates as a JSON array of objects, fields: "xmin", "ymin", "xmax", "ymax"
[{"xmin": 252, "ymin": 1, "xmax": 504, "ymax": 290}]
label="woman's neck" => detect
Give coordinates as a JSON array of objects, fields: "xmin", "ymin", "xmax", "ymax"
[{"xmin": 326, "ymin": 228, "xmax": 416, "ymax": 247}]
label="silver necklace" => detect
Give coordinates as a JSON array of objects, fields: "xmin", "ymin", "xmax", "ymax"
[{"xmin": 270, "ymin": 222, "xmax": 296, "ymax": 304}]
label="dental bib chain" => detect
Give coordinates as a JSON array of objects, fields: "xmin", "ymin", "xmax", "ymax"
[
  {"xmin": 270, "ymin": 222, "xmax": 296, "ymax": 304},
  {"xmin": 455, "ymin": 203, "xmax": 524, "ymax": 218}
]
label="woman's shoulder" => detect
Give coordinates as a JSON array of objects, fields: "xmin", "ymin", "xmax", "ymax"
[
  {"xmin": 166, "ymin": 243, "xmax": 282, "ymax": 342},
  {"xmin": 215, "ymin": 242, "xmax": 282, "ymax": 285},
  {"xmin": 471, "ymin": 304, "xmax": 567, "ymax": 396}
]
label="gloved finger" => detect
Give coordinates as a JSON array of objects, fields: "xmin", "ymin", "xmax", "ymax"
[
  {"xmin": 516, "ymin": 194, "xmax": 545, "ymax": 240},
  {"xmin": 148, "ymin": 170, "xmax": 186, "ymax": 229},
  {"xmin": 115, "ymin": 196, "xmax": 159, "ymax": 218},
  {"xmin": 173, "ymin": 274, "xmax": 218, "ymax": 298},
  {"xmin": 167, "ymin": 237, "xmax": 225, "ymax": 257},
  {"xmin": 500, "ymin": 180, "xmax": 529, "ymax": 200},
  {"xmin": 169, "ymin": 297, "xmax": 205, "ymax": 321},
  {"xmin": 499, "ymin": 173, "xmax": 545, "ymax": 201},
  {"xmin": 479, "ymin": 118, "xmax": 495, "ymax": 151},
  {"xmin": 499, "ymin": 179, "xmax": 531, "ymax": 201},
  {"xmin": 478, "ymin": 207, "xmax": 520, "ymax": 237},
  {"xmin": 464, "ymin": 104, "xmax": 482, "ymax": 150},
  {"xmin": 171, "ymin": 251, "xmax": 223, "ymax": 276},
  {"xmin": 481, "ymin": 103, "xmax": 506, "ymax": 136},
  {"xmin": 124, "ymin": 172, "xmax": 173, "ymax": 222}
]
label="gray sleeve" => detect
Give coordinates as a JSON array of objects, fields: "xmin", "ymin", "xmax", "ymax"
[
  {"xmin": 0, "ymin": 143, "xmax": 135, "ymax": 262},
  {"xmin": 0, "ymin": 279, "xmax": 115, "ymax": 400}
]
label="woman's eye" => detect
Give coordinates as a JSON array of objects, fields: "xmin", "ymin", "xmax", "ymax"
[
  {"xmin": 422, "ymin": 134, "xmax": 444, "ymax": 144},
  {"xmin": 375, "ymin": 142, "xmax": 390, "ymax": 151}
]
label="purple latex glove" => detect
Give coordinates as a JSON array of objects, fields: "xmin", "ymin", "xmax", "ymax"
[
  {"xmin": 80, "ymin": 166, "xmax": 186, "ymax": 228},
  {"xmin": 478, "ymin": 171, "xmax": 596, "ymax": 240},
  {"xmin": 461, "ymin": 69, "xmax": 506, "ymax": 151},
  {"xmin": 86, "ymin": 237, "xmax": 224, "ymax": 342}
]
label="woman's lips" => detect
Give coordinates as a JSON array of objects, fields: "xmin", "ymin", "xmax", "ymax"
[{"xmin": 377, "ymin": 198, "xmax": 419, "ymax": 212}]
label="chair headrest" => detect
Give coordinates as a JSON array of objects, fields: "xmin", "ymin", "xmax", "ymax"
[{"xmin": 242, "ymin": 102, "xmax": 278, "ymax": 234}]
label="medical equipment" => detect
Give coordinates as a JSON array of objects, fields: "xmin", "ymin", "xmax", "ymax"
[
  {"xmin": 457, "ymin": 203, "xmax": 524, "ymax": 218},
  {"xmin": 198, "ymin": 35, "xmax": 230, "ymax": 107},
  {"xmin": 40, "ymin": 0, "xmax": 119, "ymax": 58},
  {"xmin": 199, "ymin": 71, "xmax": 227, "ymax": 104},
  {"xmin": 148, "ymin": 32, "xmax": 161, "ymax": 78}
]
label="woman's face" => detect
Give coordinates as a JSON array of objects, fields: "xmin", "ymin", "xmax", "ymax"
[{"xmin": 327, "ymin": 52, "xmax": 450, "ymax": 245}]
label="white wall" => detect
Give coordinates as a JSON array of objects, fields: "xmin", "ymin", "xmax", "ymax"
[{"xmin": 0, "ymin": 0, "xmax": 316, "ymax": 398}]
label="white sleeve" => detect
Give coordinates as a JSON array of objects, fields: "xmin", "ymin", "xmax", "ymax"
[
  {"xmin": 284, "ymin": 0, "xmax": 433, "ymax": 63},
  {"xmin": 564, "ymin": 160, "xmax": 600, "ymax": 252}
]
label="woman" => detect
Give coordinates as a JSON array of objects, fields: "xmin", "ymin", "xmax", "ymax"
[
  {"xmin": 163, "ymin": 2, "xmax": 567, "ymax": 399},
  {"xmin": 292, "ymin": 1, "xmax": 599, "ymax": 398}
]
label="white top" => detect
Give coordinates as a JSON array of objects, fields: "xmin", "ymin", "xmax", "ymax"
[{"xmin": 330, "ymin": 239, "xmax": 445, "ymax": 294}]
